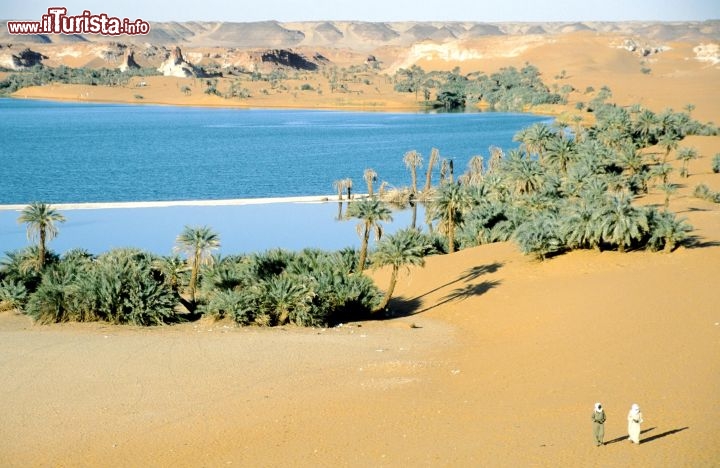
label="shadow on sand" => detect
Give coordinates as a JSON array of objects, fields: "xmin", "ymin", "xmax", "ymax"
[
  {"xmin": 604, "ymin": 426, "xmax": 689, "ymax": 445},
  {"xmin": 604, "ymin": 427, "xmax": 656, "ymax": 445},
  {"xmin": 640, "ymin": 427, "xmax": 689, "ymax": 444},
  {"xmin": 383, "ymin": 263, "xmax": 503, "ymax": 318},
  {"xmin": 685, "ymin": 235, "xmax": 720, "ymax": 249}
]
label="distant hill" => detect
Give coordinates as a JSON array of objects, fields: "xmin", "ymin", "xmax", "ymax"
[{"xmin": 2, "ymin": 20, "xmax": 718, "ymax": 49}]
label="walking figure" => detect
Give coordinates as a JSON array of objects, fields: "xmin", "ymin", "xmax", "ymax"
[
  {"xmin": 627, "ymin": 403, "xmax": 643, "ymax": 444},
  {"xmin": 591, "ymin": 402, "xmax": 606, "ymax": 446}
]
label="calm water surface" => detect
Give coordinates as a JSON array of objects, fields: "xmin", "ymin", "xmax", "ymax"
[
  {"xmin": 0, "ymin": 99, "xmax": 549, "ymax": 254},
  {"xmin": 0, "ymin": 98, "xmax": 550, "ymax": 204}
]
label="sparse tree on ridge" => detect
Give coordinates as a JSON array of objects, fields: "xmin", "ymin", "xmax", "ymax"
[
  {"xmin": 676, "ymin": 146, "xmax": 698, "ymax": 178},
  {"xmin": 17, "ymin": 202, "xmax": 66, "ymax": 270},
  {"xmin": 658, "ymin": 133, "xmax": 679, "ymax": 164}
]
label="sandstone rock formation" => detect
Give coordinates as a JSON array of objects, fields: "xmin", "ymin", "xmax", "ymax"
[
  {"xmin": 118, "ymin": 50, "xmax": 140, "ymax": 72},
  {"xmin": 0, "ymin": 48, "xmax": 47, "ymax": 70},
  {"xmin": 260, "ymin": 49, "xmax": 318, "ymax": 71},
  {"xmin": 157, "ymin": 46, "xmax": 196, "ymax": 77}
]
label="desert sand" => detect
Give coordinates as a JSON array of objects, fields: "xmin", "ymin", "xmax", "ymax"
[{"xmin": 1, "ymin": 23, "xmax": 720, "ymax": 467}]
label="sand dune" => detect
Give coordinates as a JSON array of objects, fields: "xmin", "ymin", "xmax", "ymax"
[{"xmin": 1, "ymin": 195, "xmax": 718, "ymax": 466}]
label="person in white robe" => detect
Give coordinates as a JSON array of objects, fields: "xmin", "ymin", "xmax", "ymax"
[{"xmin": 627, "ymin": 403, "xmax": 643, "ymax": 444}]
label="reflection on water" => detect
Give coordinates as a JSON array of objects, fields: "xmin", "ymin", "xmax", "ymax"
[{"xmin": 0, "ymin": 201, "xmax": 427, "ymax": 256}]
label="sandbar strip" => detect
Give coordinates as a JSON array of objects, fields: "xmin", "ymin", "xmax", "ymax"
[{"xmin": 0, "ymin": 195, "xmax": 351, "ymax": 212}]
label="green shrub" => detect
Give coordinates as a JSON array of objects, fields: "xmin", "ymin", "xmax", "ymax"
[
  {"xmin": 713, "ymin": 154, "xmax": 720, "ymax": 173},
  {"xmin": 24, "ymin": 248, "xmax": 178, "ymax": 325},
  {"xmin": 0, "ymin": 279, "xmax": 28, "ymax": 311},
  {"xmin": 693, "ymin": 184, "xmax": 720, "ymax": 203}
]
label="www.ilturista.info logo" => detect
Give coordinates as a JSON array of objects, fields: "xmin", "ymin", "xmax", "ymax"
[{"xmin": 7, "ymin": 7, "xmax": 150, "ymax": 36}]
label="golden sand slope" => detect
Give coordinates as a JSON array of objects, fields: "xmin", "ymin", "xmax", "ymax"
[{"xmin": 1, "ymin": 178, "xmax": 718, "ymax": 466}]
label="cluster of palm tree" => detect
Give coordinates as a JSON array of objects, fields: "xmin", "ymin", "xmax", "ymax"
[
  {"xmin": 341, "ymin": 100, "xmax": 713, "ymax": 260},
  {"xmin": 423, "ymin": 102, "xmax": 713, "ymax": 259},
  {"xmin": 393, "ymin": 63, "xmax": 564, "ymax": 111},
  {"xmin": 1, "ymin": 201, "xmax": 437, "ymax": 325}
]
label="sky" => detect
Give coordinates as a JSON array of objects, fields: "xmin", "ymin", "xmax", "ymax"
[{"xmin": 2, "ymin": 0, "xmax": 719, "ymax": 23}]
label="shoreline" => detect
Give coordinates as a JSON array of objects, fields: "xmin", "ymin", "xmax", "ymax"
[
  {"xmin": 5, "ymin": 88, "xmax": 566, "ymax": 118},
  {"xmin": 0, "ymin": 194, "xmax": 352, "ymax": 211},
  {"xmin": 7, "ymin": 93, "xmax": 427, "ymax": 113}
]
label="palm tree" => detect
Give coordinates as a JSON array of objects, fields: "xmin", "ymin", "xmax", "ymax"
[
  {"xmin": 372, "ymin": 228, "xmax": 429, "ymax": 312},
  {"xmin": 504, "ymin": 150, "xmax": 545, "ymax": 195},
  {"xmin": 676, "ymin": 146, "xmax": 698, "ymax": 178},
  {"xmin": 344, "ymin": 177, "xmax": 353, "ymax": 199},
  {"xmin": 431, "ymin": 183, "xmax": 473, "ymax": 253},
  {"xmin": 463, "ymin": 155, "xmax": 485, "ymax": 186},
  {"xmin": 260, "ymin": 275, "xmax": 315, "ymax": 326},
  {"xmin": 514, "ymin": 123, "xmax": 553, "ymax": 161},
  {"xmin": 657, "ymin": 133, "xmax": 679, "ymax": 164},
  {"xmin": 424, "ymin": 148, "xmax": 439, "ymax": 192},
  {"xmin": 403, "ymin": 150, "xmax": 423, "ymax": 194},
  {"xmin": 658, "ymin": 183, "xmax": 678, "ymax": 210},
  {"xmin": 487, "ymin": 146, "xmax": 504, "ymax": 174},
  {"xmin": 543, "ymin": 136, "xmax": 576, "ymax": 174},
  {"xmin": 153, "ymin": 254, "xmax": 187, "ymax": 294},
  {"xmin": 648, "ymin": 210, "xmax": 692, "ymax": 253},
  {"xmin": 561, "ymin": 199, "xmax": 602, "ymax": 251},
  {"xmin": 514, "ymin": 211, "xmax": 563, "ymax": 260},
  {"xmin": 363, "ymin": 168, "xmax": 378, "ymax": 197},
  {"xmin": 650, "ymin": 163, "xmax": 673, "ymax": 187},
  {"xmin": 346, "ymin": 198, "xmax": 393, "ymax": 271},
  {"xmin": 174, "ymin": 225, "xmax": 221, "ymax": 304},
  {"xmin": 597, "ymin": 193, "xmax": 649, "ymax": 252},
  {"xmin": 571, "ymin": 114, "xmax": 585, "ymax": 142},
  {"xmin": 17, "ymin": 202, "xmax": 66, "ymax": 270},
  {"xmin": 633, "ymin": 109, "xmax": 660, "ymax": 147},
  {"xmin": 332, "ymin": 179, "xmax": 345, "ymax": 201}
]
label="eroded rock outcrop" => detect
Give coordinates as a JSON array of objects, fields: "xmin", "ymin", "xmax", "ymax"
[
  {"xmin": 260, "ymin": 49, "xmax": 318, "ymax": 71},
  {"xmin": 0, "ymin": 48, "xmax": 48, "ymax": 70},
  {"xmin": 157, "ymin": 46, "xmax": 197, "ymax": 77},
  {"xmin": 118, "ymin": 50, "xmax": 141, "ymax": 72}
]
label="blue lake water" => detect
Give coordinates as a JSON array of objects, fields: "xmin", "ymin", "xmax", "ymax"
[
  {"xmin": 0, "ymin": 98, "xmax": 550, "ymax": 254},
  {"xmin": 0, "ymin": 202, "xmax": 426, "ymax": 256}
]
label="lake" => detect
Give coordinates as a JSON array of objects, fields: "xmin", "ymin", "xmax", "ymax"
[{"xmin": 0, "ymin": 99, "xmax": 550, "ymax": 254}]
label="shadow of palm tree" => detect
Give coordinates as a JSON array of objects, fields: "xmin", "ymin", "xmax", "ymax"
[
  {"xmin": 378, "ymin": 263, "xmax": 504, "ymax": 318},
  {"xmin": 418, "ymin": 279, "xmax": 502, "ymax": 313},
  {"xmin": 685, "ymin": 235, "xmax": 720, "ymax": 249},
  {"xmin": 640, "ymin": 427, "xmax": 689, "ymax": 444},
  {"xmin": 414, "ymin": 262, "xmax": 503, "ymax": 300},
  {"xmin": 383, "ymin": 296, "xmax": 423, "ymax": 318},
  {"xmin": 604, "ymin": 427, "xmax": 656, "ymax": 445}
]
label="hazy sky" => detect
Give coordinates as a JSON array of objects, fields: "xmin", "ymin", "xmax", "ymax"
[{"xmin": 2, "ymin": 0, "xmax": 718, "ymax": 23}]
